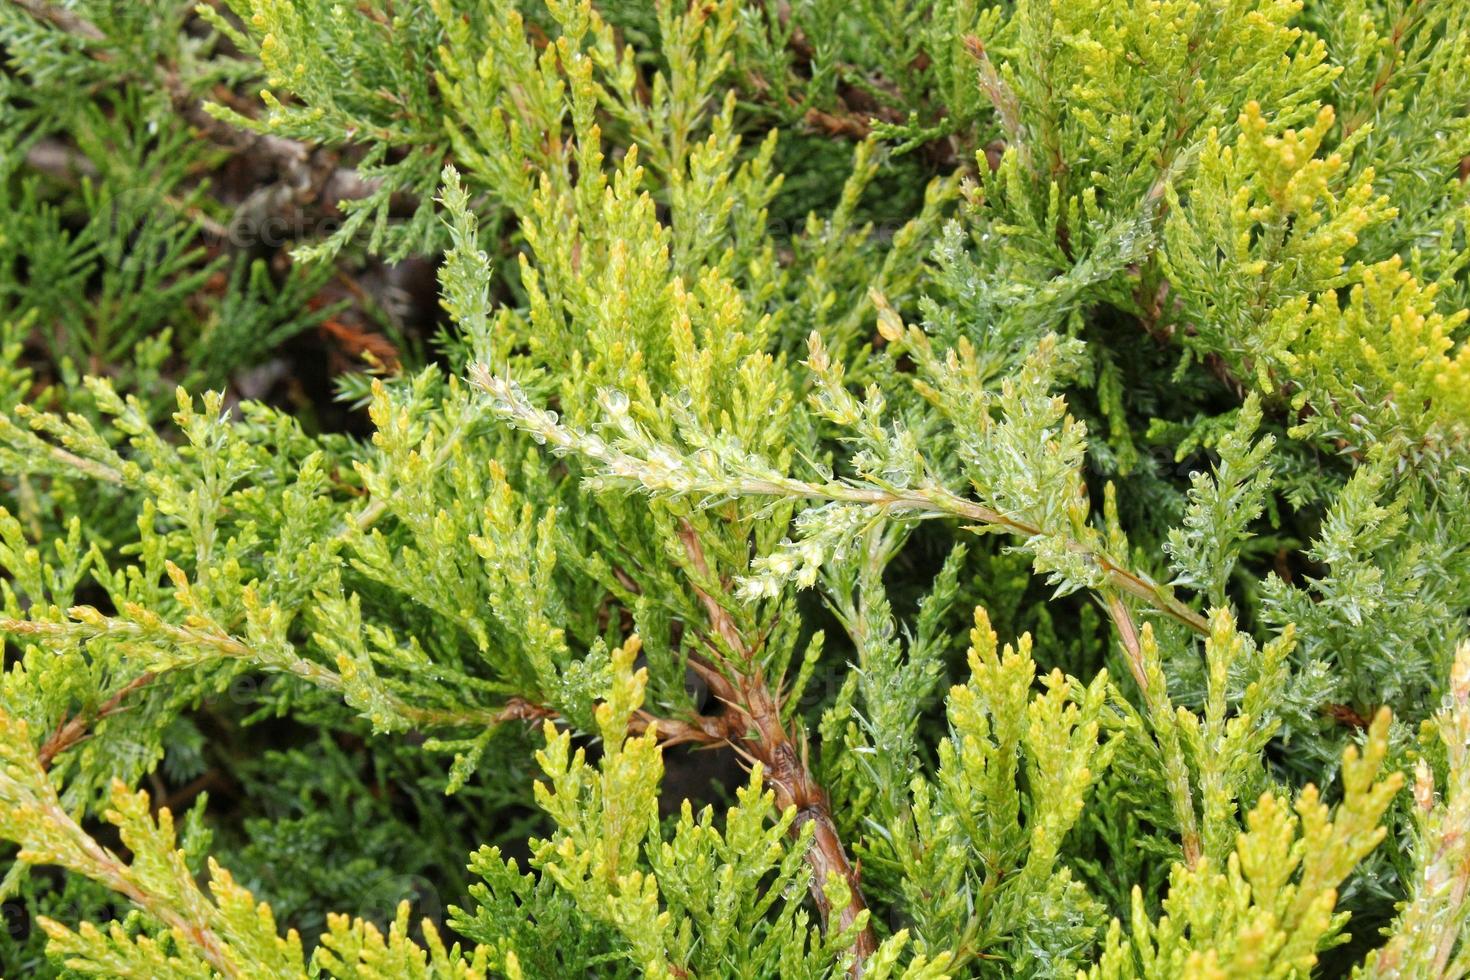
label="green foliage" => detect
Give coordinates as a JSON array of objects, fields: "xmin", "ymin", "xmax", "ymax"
[
  {"xmin": 1089, "ymin": 709, "xmax": 1404, "ymax": 978},
  {"xmin": 1356, "ymin": 643, "xmax": 1470, "ymax": 979},
  {"xmin": 3, "ymin": 0, "xmax": 1470, "ymax": 976}
]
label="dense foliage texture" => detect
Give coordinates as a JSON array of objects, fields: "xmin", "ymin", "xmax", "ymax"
[{"xmin": 2, "ymin": 0, "xmax": 1469, "ymax": 976}]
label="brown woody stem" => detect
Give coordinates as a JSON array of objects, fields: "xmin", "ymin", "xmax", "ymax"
[
  {"xmin": 676, "ymin": 521, "xmax": 878, "ymax": 971},
  {"xmin": 37, "ymin": 673, "xmax": 156, "ymax": 770},
  {"xmin": 1103, "ymin": 593, "xmax": 1202, "ymax": 868}
]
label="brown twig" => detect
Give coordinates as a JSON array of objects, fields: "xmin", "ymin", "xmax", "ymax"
[
  {"xmin": 1323, "ymin": 703, "xmax": 1372, "ymax": 730},
  {"xmin": 965, "ymin": 35, "xmax": 1028, "ymax": 171},
  {"xmin": 1104, "ymin": 592, "xmax": 1149, "ymax": 697},
  {"xmin": 1342, "ymin": 0, "xmax": 1425, "ymax": 138},
  {"xmin": 156, "ymin": 768, "xmax": 231, "ymax": 815},
  {"xmin": 490, "ymin": 696, "xmax": 558, "ymax": 725},
  {"xmin": 313, "ymin": 310, "xmax": 402, "ymax": 373},
  {"xmin": 37, "ymin": 673, "xmax": 156, "ymax": 770},
  {"xmin": 805, "ymin": 107, "xmax": 871, "ymax": 140},
  {"xmin": 1102, "ymin": 595, "xmax": 1202, "ymax": 869},
  {"xmin": 676, "ymin": 520, "xmax": 878, "ymax": 972}
]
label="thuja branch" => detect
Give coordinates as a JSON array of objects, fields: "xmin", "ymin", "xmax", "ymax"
[{"xmin": 6, "ymin": 593, "xmax": 882, "ymax": 960}]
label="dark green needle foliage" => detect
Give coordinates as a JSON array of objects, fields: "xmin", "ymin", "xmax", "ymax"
[{"xmin": 1, "ymin": 0, "xmax": 1469, "ymax": 977}]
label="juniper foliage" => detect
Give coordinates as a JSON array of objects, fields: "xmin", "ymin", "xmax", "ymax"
[{"xmin": 1, "ymin": 0, "xmax": 1469, "ymax": 977}]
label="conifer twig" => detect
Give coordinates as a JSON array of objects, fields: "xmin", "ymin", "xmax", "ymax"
[
  {"xmin": 475, "ymin": 370, "xmax": 1212, "ymax": 638},
  {"xmin": 14, "ymin": 772, "xmax": 243, "ymax": 976},
  {"xmin": 1342, "ymin": 0, "xmax": 1425, "ymax": 137},
  {"xmin": 0, "ymin": 615, "xmax": 547, "ymax": 736},
  {"xmin": 1104, "ymin": 592, "xmax": 1149, "ymax": 696}
]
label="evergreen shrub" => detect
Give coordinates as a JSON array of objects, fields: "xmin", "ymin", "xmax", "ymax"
[{"xmin": 1, "ymin": 0, "xmax": 1469, "ymax": 976}]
